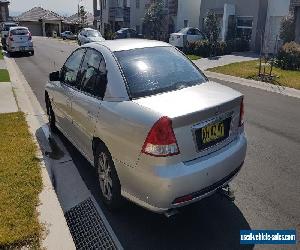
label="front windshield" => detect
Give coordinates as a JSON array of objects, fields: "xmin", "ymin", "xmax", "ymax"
[
  {"xmin": 114, "ymin": 46, "xmax": 207, "ymax": 99},
  {"xmin": 86, "ymin": 30, "xmax": 102, "ymax": 37}
]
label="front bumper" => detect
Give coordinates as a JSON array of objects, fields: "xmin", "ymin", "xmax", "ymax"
[{"xmin": 118, "ymin": 133, "xmax": 247, "ymax": 213}]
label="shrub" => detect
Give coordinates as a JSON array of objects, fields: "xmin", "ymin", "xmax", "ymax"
[
  {"xmin": 227, "ymin": 38, "xmax": 250, "ymax": 52},
  {"xmin": 276, "ymin": 42, "xmax": 300, "ymax": 70},
  {"xmin": 185, "ymin": 40, "xmax": 232, "ymax": 57},
  {"xmin": 280, "ymin": 14, "xmax": 295, "ymax": 44}
]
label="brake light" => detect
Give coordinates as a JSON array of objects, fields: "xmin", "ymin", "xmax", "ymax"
[
  {"xmin": 28, "ymin": 32, "xmax": 32, "ymax": 40},
  {"xmin": 239, "ymin": 98, "xmax": 244, "ymax": 127},
  {"xmin": 142, "ymin": 116, "xmax": 180, "ymax": 157}
]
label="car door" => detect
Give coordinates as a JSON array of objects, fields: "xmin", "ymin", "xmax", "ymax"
[
  {"xmin": 70, "ymin": 48, "xmax": 108, "ymax": 162},
  {"xmin": 53, "ymin": 48, "xmax": 86, "ymax": 135}
]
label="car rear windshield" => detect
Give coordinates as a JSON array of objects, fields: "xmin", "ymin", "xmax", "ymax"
[
  {"xmin": 114, "ymin": 47, "xmax": 207, "ymax": 99},
  {"xmin": 11, "ymin": 28, "xmax": 29, "ymax": 35},
  {"xmin": 86, "ymin": 30, "xmax": 102, "ymax": 37}
]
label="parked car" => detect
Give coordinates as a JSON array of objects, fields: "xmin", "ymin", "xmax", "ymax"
[
  {"xmin": 61, "ymin": 31, "xmax": 77, "ymax": 40},
  {"xmin": 1, "ymin": 22, "xmax": 18, "ymax": 50},
  {"xmin": 115, "ymin": 28, "xmax": 139, "ymax": 39},
  {"xmin": 169, "ymin": 27, "xmax": 206, "ymax": 48},
  {"xmin": 45, "ymin": 39, "xmax": 246, "ymax": 214},
  {"xmin": 6, "ymin": 26, "xmax": 34, "ymax": 56},
  {"xmin": 77, "ymin": 28, "xmax": 105, "ymax": 45}
]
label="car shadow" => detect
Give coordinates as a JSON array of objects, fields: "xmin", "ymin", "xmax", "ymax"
[
  {"xmin": 4, "ymin": 51, "xmax": 32, "ymax": 58},
  {"xmin": 55, "ymin": 131, "xmax": 253, "ymax": 250}
]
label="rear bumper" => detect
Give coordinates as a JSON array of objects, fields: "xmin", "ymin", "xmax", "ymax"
[
  {"xmin": 8, "ymin": 44, "xmax": 33, "ymax": 52},
  {"xmin": 118, "ymin": 133, "xmax": 247, "ymax": 213}
]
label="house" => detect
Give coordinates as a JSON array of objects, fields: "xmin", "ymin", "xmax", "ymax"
[
  {"xmin": 291, "ymin": 0, "xmax": 300, "ymax": 42},
  {"xmin": 199, "ymin": 0, "xmax": 291, "ymax": 52},
  {"xmin": 63, "ymin": 12, "xmax": 94, "ymax": 33},
  {"xmin": 0, "ymin": 0, "xmax": 9, "ymax": 22},
  {"xmin": 16, "ymin": 7, "xmax": 65, "ymax": 36},
  {"xmin": 129, "ymin": 0, "xmax": 201, "ymax": 35},
  {"xmin": 95, "ymin": 0, "xmax": 130, "ymax": 33}
]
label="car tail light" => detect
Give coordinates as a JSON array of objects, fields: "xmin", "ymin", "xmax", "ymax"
[
  {"xmin": 142, "ymin": 116, "xmax": 180, "ymax": 157},
  {"xmin": 173, "ymin": 194, "xmax": 193, "ymax": 205},
  {"xmin": 239, "ymin": 98, "xmax": 244, "ymax": 127},
  {"xmin": 28, "ymin": 32, "xmax": 32, "ymax": 40}
]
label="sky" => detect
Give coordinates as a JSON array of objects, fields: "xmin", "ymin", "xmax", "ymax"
[{"xmin": 10, "ymin": 0, "xmax": 93, "ymax": 16}]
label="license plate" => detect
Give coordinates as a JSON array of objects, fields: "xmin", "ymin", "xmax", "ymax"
[
  {"xmin": 19, "ymin": 47, "xmax": 26, "ymax": 51},
  {"xmin": 195, "ymin": 117, "xmax": 231, "ymax": 151}
]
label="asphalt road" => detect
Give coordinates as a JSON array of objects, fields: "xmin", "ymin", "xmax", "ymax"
[{"xmin": 14, "ymin": 37, "xmax": 300, "ymax": 249}]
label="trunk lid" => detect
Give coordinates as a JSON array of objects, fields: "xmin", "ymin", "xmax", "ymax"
[{"xmin": 133, "ymin": 81, "xmax": 243, "ymax": 161}]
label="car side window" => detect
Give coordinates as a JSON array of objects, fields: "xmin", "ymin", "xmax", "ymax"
[
  {"xmin": 188, "ymin": 29, "xmax": 197, "ymax": 35},
  {"xmin": 194, "ymin": 29, "xmax": 203, "ymax": 38},
  {"xmin": 61, "ymin": 49, "xmax": 85, "ymax": 86},
  {"xmin": 78, "ymin": 49, "xmax": 107, "ymax": 99}
]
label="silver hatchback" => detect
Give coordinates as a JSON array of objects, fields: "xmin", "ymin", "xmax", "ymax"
[
  {"xmin": 6, "ymin": 26, "xmax": 34, "ymax": 55},
  {"xmin": 45, "ymin": 39, "xmax": 247, "ymax": 213}
]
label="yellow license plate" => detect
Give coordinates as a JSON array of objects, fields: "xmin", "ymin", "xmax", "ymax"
[{"xmin": 202, "ymin": 122, "xmax": 225, "ymax": 144}]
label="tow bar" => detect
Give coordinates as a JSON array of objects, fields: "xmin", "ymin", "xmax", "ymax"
[{"xmin": 218, "ymin": 184, "xmax": 235, "ymax": 201}]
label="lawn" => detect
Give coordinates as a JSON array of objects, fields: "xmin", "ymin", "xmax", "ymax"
[
  {"xmin": 187, "ymin": 54, "xmax": 202, "ymax": 60},
  {"xmin": 0, "ymin": 69, "xmax": 10, "ymax": 82},
  {"xmin": 0, "ymin": 112, "xmax": 42, "ymax": 248},
  {"xmin": 208, "ymin": 60, "xmax": 300, "ymax": 90}
]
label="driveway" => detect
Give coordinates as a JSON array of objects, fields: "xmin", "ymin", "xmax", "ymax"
[
  {"xmin": 12, "ymin": 37, "xmax": 300, "ymax": 249},
  {"xmin": 194, "ymin": 52, "xmax": 259, "ymax": 71}
]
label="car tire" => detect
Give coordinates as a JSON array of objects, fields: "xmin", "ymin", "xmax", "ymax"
[
  {"xmin": 94, "ymin": 143, "xmax": 122, "ymax": 211},
  {"xmin": 46, "ymin": 97, "xmax": 58, "ymax": 134},
  {"xmin": 31, "ymin": 50, "xmax": 34, "ymax": 56}
]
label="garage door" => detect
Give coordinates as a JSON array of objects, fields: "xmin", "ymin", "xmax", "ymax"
[{"xmin": 19, "ymin": 21, "xmax": 43, "ymax": 36}]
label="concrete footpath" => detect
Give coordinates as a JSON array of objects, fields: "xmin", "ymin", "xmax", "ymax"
[
  {"xmin": 1, "ymin": 55, "xmax": 76, "ymax": 249},
  {"xmin": 194, "ymin": 51, "xmax": 259, "ymax": 71}
]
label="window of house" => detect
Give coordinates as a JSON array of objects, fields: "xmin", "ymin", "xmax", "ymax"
[
  {"xmin": 236, "ymin": 16, "xmax": 253, "ymax": 40},
  {"xmin": 136, "ymin": 0, "xmax": 140, "ymax": 9},
  {"xmin": 78, "ymin": 49, "xmax": 107, "ymax": 98},
  {"xmin": 184, "ymin": 20, "xmax": 189, "ymax": 28},
  {"xmin": 61, "ymin": 49, "xmax": 86, "ymax": 86}
]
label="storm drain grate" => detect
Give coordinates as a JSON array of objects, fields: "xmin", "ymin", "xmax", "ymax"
[{"xmin": 65, "ymin": 198, "xmax": 117, "ymax": 250}]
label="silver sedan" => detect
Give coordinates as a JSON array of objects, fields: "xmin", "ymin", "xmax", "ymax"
[{"xmin": 45, "ymin": 39, "xmax": 247, "ymax": 214}]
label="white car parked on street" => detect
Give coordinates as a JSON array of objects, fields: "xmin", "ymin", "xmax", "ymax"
[
  {"xmin": 6, "ymin": 26, "xmax": 34, "ymax": 56},
  {"xmin": 77, "ymin": 28, "xmax": 105, "ymax": 46},
  {"xmin": 169, "ymin": 27, "xmax": 205, "ymax": 48}
]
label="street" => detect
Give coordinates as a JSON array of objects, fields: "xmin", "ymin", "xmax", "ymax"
[{"xmin": 14, "ymin": 37, "xmax": 300, "ymax": 249}]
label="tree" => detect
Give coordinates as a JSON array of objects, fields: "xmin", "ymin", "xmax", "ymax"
[
  {"xmin": 143, "ymin": 0, "xmax": 166, "ymax": 40},
  {"xmin": 280, "ymin": 14, "xmax": 295, "ymax": 44},
  {"xmin": 204, "ymin": 10, "xmax": 220, "ymax": 45},
  {"xmin": 78, "ymin": 5, "xmax": 88, "ymax": 29}
]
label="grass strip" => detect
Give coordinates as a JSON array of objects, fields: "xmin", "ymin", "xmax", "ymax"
[
  {"xmin": 0, "ymin": 112, "xmax": 42, "ymax": 249},
  {"xmin": 208, "ymin": 60, "xmax": 300, "ymax": 90}
]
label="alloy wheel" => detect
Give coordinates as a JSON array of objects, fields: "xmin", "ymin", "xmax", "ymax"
[{"xmin": 98, "ymin": 152, "xmax": 113, "ymax": 201}]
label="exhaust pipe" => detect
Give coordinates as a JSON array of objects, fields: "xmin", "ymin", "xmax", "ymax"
[
  {"xmin": 218, "ymin": 184, "xmax": 235, "ymax": 201},
  {"xmin": 164, "ymin": 209, "xmax": 179, "ymax": 218}
]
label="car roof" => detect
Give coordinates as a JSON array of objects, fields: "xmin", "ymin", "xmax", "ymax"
[
  {"xmin": 87, "ymin": 39, "xmax": 171, "ymax": 52},
  {"xmin": 82, "ymin": 28, "xmax": 95, "ymax": 31},
  {"xmin": 9, "ymin": 26, "xmax": 28, "ymax": 30}
]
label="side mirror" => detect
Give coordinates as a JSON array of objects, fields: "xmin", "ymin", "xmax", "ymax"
[{"xmin": 49, "ymin": 71, "xmax": 60, "ymax": 81}]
